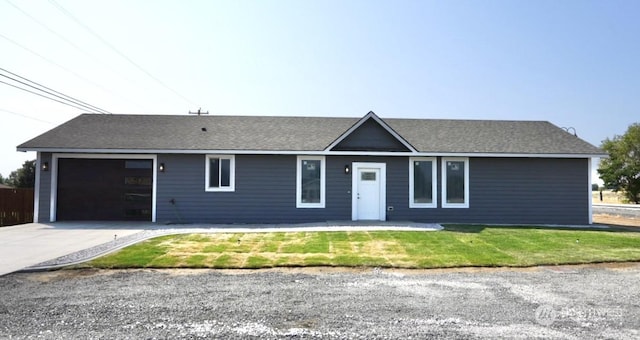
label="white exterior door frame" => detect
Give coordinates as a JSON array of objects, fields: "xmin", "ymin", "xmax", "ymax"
[{"xmin": 351, "ymin": 162, "xmax": 386, "ymax": 221}]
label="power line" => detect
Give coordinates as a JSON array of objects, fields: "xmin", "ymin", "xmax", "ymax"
[
  {"xmin": 48, "ymin": 0, "xmax": 199, "ymax": 107},
  {"xmin": 5, "ymin": 0, "xmax": 149, "ymax": 112},
  {"xmin": 0, "ymin": 32, "xmax": 139, "ymax": 110},
  {"xmin": 0, "ymin": 108, "xmax": 54, "ymax": 124},
  {"xmin": 0, "ymin": 68, "xmax": 111, "ymax": 114},
  {"xmin": 0, "ymin": 79, "xmax": 95, "ymax": 113}
]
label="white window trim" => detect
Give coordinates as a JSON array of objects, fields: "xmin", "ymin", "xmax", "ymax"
[
  {"xmin": 296, "ymin": 155, "xmax": 326, "ymax": 208},
  {"xmin": 441, "ymin": 157, "xmax": 470, "ymax": 208},
  {"xmin": 409, "ymin": 157, "xmax": 437, "ymax": 208},
  {"xmin": 205, "ymin": 155, "xmax": 235, "ymax": 192}
]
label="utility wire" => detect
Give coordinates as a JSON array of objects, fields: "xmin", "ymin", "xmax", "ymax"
[
  {"xmin": 0, "ymin": 108, "xmax": 54, "ymax": 124},
  {"xmin": 48, "ymin": 0, "xmax": 199, "ymax": 107},
  {"xmin": 0, "ymin": 32, "xmax": 134, "ymax": 110},
  {"xmin": 0, "ymin": 79, "xmax": 94, "ymax": 113},
  {"xmin": 0, "ymin": 68, "xmax": 111, "ymax": 114},
  {"xmin": 4, "ymin": 0, "xmax": 149, "ymax": 112}
]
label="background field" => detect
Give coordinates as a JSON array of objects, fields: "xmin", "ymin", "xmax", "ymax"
[{"xmin": 593, "ymin": 190, "xmax": 626, "ymax": 204}]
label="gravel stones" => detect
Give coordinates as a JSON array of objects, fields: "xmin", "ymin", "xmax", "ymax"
[{"xmin": 1, "ymin": 264, "xmax": 639, "ymax": 339}]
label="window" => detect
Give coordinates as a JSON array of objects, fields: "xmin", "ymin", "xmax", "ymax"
[
  {"xmin": 409, "ymin": 157, "xmax": 437, "ymax": 208},
  {"xmin": 442, "ymin": 157, "xmax": 469, "ymax": 208},
  {"xmin": 296, "ymin": 156, "xmax": 325, "ymax": 208},
  {"xmin": 205, "ymin": 155, "xmax": 235, "ymax": 192},
  {"xmin": 124, "ymin": 160, "xmax": 152, "ymax": 169},
  {"xmin": 361, "ymin": 172, "xmax": 376, "ymax": 181}
]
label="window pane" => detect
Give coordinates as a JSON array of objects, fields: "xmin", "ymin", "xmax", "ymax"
[
  {"xmin": 361, "ymin": 172, "xmax": 376, "ymax": 181},
  {"xmin": 446, "ymin": 161, "xmax": 465, "ymax": 203},
  {"xmin": 301, "ymin": 159, "xmax": 320, "ymax": 203},
  {"xmin": 413, "ymin": 161, "xmax": 432, "ymax": 203},
  {"xmin": 125, "ymin": 160, "xmax": 152, "ymax": 169},
  {"xmin": 209, "ymin": 158, "xmax": 220, "ymax": 188},
  {"xmin": 220, "ymin": 159, "xmax": 230, "ymax": 187}
]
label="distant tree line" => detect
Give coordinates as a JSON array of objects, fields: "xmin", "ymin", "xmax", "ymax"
[{"xmin": 0, "ymin": 160, "xmax": 35, "ymax": 188}]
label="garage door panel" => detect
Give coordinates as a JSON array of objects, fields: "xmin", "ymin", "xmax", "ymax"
[{"xmin": 57, "ymin": 158, "xmax": 152, "ymax": 221}]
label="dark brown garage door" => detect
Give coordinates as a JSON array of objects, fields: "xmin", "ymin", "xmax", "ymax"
[{"xmin": 57, "ymin": 158, "xmax": 153, "ymax": 221}]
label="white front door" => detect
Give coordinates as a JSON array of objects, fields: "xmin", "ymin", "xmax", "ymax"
[{"xmin": 352, "ymin": 163, "xmax": 386, "ymax": 221}]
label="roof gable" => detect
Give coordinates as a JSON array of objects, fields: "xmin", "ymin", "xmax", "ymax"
[{"xmin": 326, "ymin": 111, "xmax": 416, "ymax": 152}]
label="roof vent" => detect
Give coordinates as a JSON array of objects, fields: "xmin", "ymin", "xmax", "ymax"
[{"xmin": 201, "ymin": 127, "xmax": 207, "ymax": 132}]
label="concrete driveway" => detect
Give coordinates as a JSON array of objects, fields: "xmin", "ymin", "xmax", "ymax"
[{"xmin": 0, "ymin": 222, "xmax": 150, "ymax": 276}]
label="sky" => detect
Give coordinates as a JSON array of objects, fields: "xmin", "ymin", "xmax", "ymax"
[{"xmin": 1, "ymin": 0, "xmax": 638, "ymax": 181}]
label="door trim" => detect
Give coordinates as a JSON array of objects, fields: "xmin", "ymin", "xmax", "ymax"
[{"xmin": 351, "ymin": 162, "xmax": 386, "ymax": 221}]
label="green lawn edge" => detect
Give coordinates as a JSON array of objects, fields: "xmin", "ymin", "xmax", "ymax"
[{"xmin": 82, "ymin": 225, "xmax": 640, "ymax": 270}]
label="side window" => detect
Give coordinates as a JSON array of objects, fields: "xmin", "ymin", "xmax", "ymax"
[
  {"xmin": 296, "ymin": 156, "xmax": 325, "ymax": 208},
  {"xmin": 442, "ymin": 157, "xmax": 469, "ymax": 208},
  {"xmin": 205, "ymin": 155, "xmax": 235, "ymax": 192},
  {"xmin": 409, "ymin": 157, "xmax": 437, "ymax": 208}
]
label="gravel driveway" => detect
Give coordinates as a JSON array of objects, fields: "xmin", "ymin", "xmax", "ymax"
[
  {"xmin": 1, "ymin": 264, "xmax": 639, "ymax": 339},
  {"xmin": 593, "ymin": 204, "xmax": 640, "ymax": 219}
]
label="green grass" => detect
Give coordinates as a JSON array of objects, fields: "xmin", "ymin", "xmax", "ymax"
[{"xmin": 86, "ymin": 225, "xmax": 640, "ymax": 269}]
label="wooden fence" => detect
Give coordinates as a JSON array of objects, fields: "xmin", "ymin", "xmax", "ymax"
[{"xmin": 0, "ymin": 188, "xmax": 34, "ymax": 226}]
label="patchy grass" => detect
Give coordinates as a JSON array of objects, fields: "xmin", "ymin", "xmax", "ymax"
[{"xmin": 86, "ymin": 226, "xmax": 640, "ymax": 269}]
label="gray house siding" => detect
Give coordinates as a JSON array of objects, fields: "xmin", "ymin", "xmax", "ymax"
[
  {"xmin": 396, "ymin": 157, "xmax": 589, "ymax": 224},
  {"xmin": 35, "ymin": 153, "xmax": 588, "ymax": 224},
  {"xmin": 155, "ymin": 154, "xmax": 588, "ymax": 224},
  {"xmin": 36, "ymin": 152, "xmax": 52, "ymax": 222},
  {"xmin": 469, "ymin": 158, "xmax": 589, "ymax": 224},
  {"xmin": 156, "ymin": 154, "xmax": 353, "ymax": 224},
  {"xmin": 332, "ymin": 119, "xmax": 410, "ymax": 151}
]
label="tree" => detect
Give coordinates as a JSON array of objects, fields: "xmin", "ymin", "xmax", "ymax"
[
  {"xmin": 6, "ymin": 160, "xmax": 36, "ymax": 188},
  {"xmin": 598, "ymin": 123, "xmax": 640, "ymax": 204}
]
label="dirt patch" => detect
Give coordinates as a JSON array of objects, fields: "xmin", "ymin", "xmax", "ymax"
[
  {"xmin": 27, "ymin": 261, "xmax": 640, "ymax": 281},
  {"xmin": 24, "ymin": 268, "xmax": 107, "ymax": 282},
  {"xmin": 593, "ymin": 214, "xmax": 640, "ymax": 227}
]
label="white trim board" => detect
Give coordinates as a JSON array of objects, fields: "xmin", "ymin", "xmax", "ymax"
[
  {"xmin": 204, "ymin": 154, "xmax": 235, "ymax": 192},
  {"xmin": 296, "ymin": 156, "xmax": 326, "ymax": 208},
  {"xmin": 20, "ymin": 148, "xmax": 605, "ymax": 159},
  {"xmin": 441, "ymin": 157, "xmax": 470, "ymax": 209},
  {"xmin": 34, "ymin": 152, "xmax": 41, "ymax": 222},
  {"xmin": 409, "ymin": 157, "xmax": 438, "ymax": 208},
  {"xmin": 588, "ymin": 158, "xmax": 593, "ymax": 224}
]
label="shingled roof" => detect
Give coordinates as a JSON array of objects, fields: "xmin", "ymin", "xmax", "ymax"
[{"xmin": 17, "ymin": 113, "xmax": 604, "ymax": 156}]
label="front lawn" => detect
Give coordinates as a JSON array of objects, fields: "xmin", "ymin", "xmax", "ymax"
[{"xmin": 86, "ymin": 225, "xmax": 640, "ymax": 269}]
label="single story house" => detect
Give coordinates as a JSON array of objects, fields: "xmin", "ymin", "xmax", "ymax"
[{"xmin": 18, "ymin": 111, "xmax": 605, "ymax": 225}]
